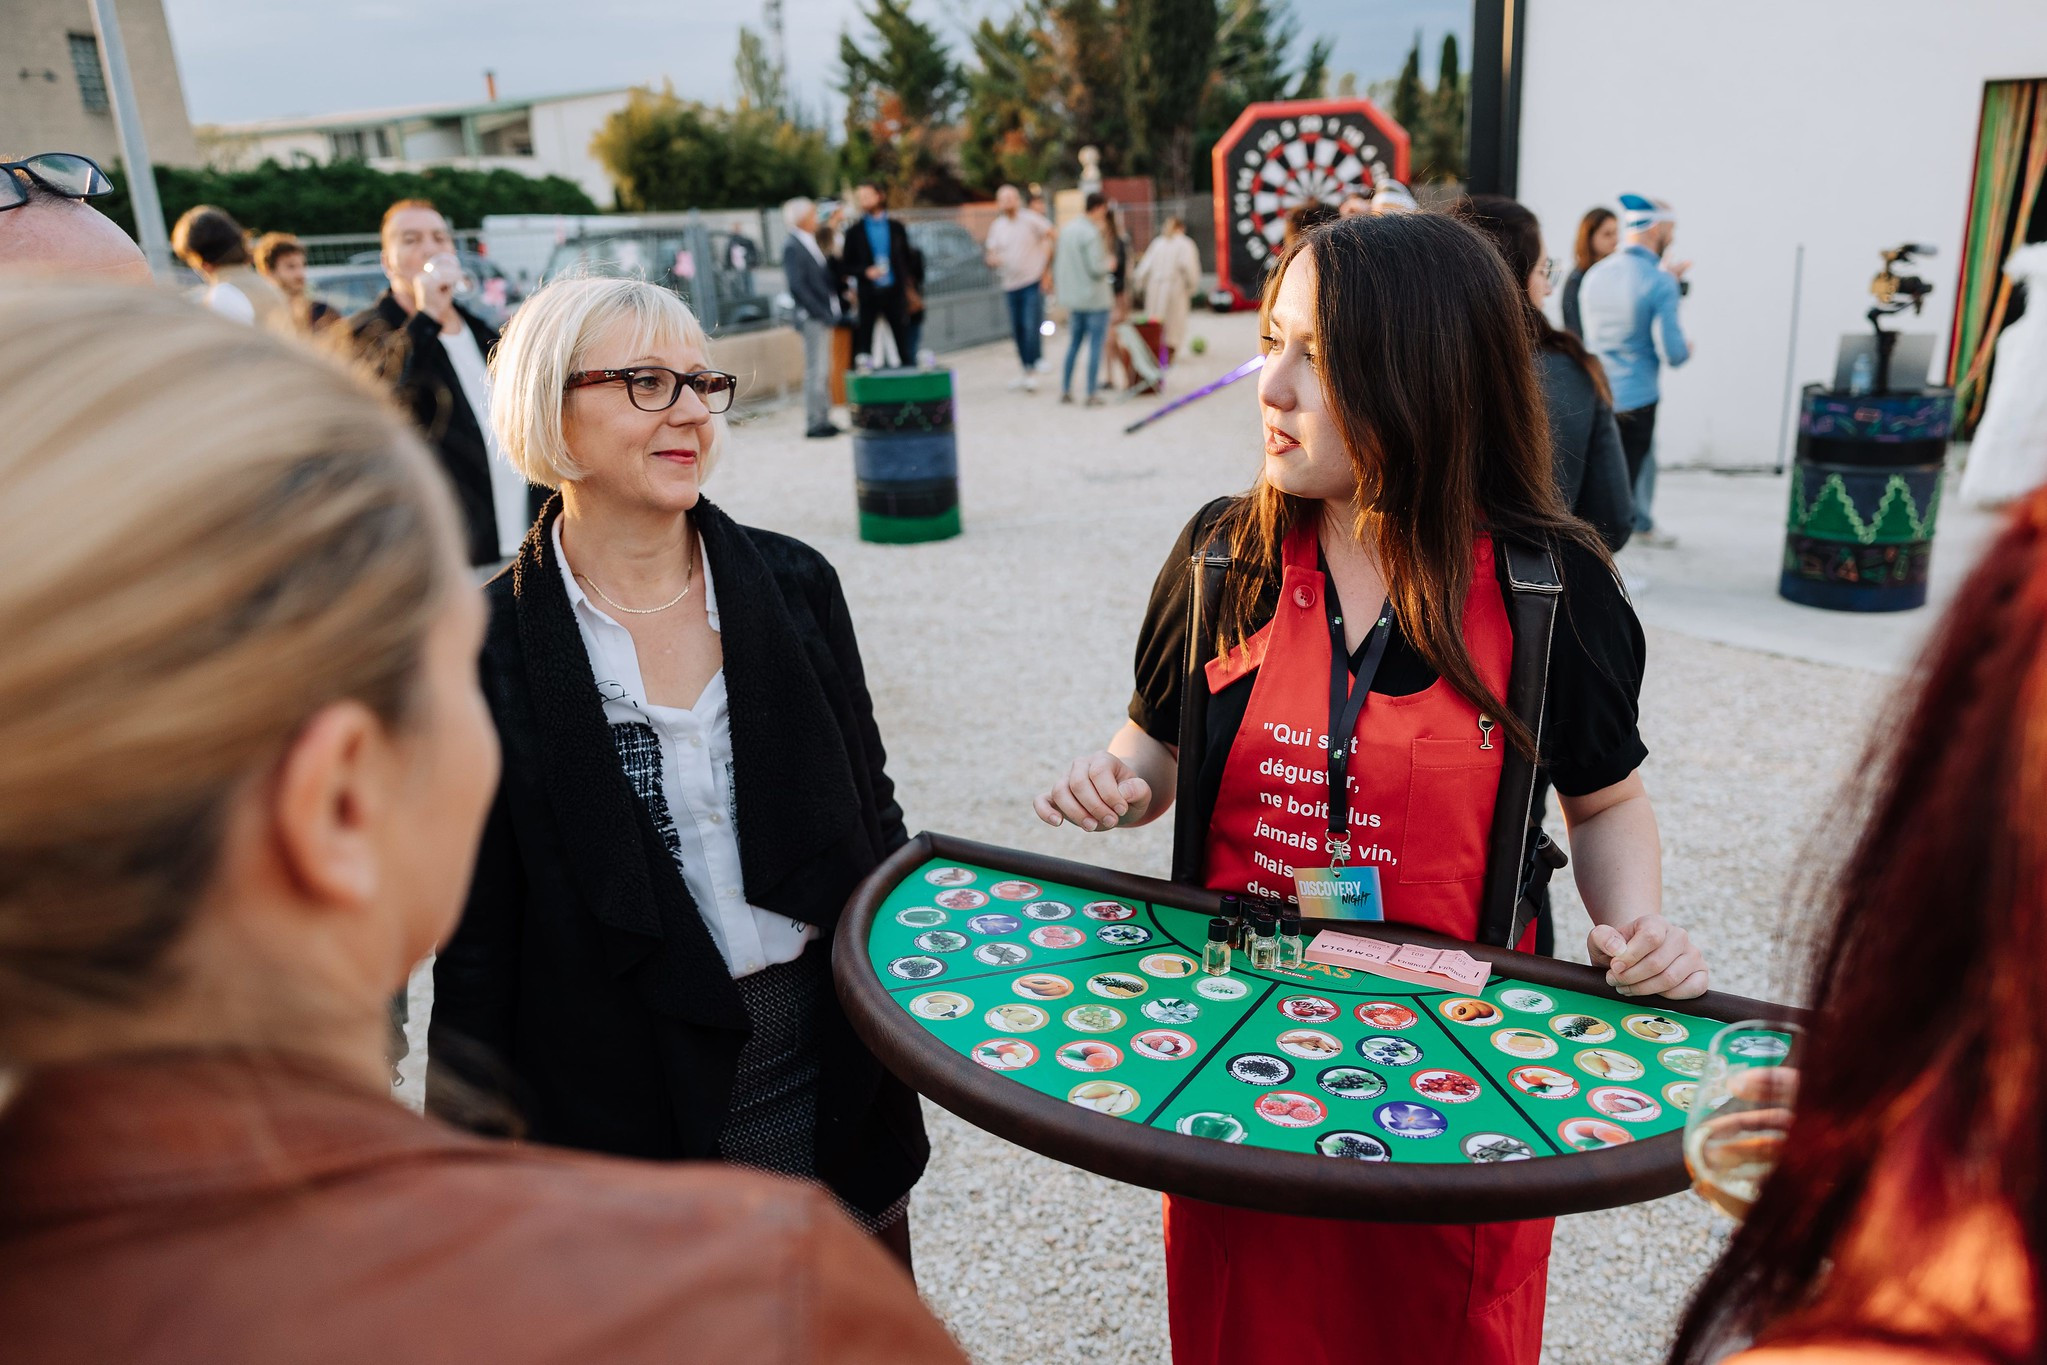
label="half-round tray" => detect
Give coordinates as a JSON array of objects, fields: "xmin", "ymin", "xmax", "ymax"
[{"xmin": 835, "ymin": 831, "xmax": 1803, "ymax": 1223}]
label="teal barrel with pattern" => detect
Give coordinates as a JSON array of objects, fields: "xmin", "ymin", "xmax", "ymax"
[
  {"xmin": 1779, "ymin": 384, "xmax": 1952, "ymax": 612},
  {"xmin": 848, "ymin": 368, "xmax": 960, "ymax": 544}
]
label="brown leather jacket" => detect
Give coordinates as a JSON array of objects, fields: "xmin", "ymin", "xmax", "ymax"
[{"xmin": 0, "ymin": 1052, "xmax": 965, "ymax": 1365}]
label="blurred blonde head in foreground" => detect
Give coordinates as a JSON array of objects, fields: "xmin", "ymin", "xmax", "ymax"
[{"xmin": 0, "ymin": 281, "xmax": 492, "ymax": 1075}]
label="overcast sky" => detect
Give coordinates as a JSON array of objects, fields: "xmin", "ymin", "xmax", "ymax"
[{"xmin": 161, "ymin": 0, "xmax": 1469, "ymax": 126}]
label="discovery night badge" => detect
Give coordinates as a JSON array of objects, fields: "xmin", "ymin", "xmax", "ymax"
[{"xmin": 1291, "ymin": 864, "xmax": 1383, "ymax": 921}]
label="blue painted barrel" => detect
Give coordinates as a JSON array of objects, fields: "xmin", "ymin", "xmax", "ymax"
[
  {"xmin": 846, "ymin": 368, "xmax": 960, "ymax": 544},
  {"xmin": 1779, "ymin": 385, "xmax": 1952, "ymax": 613}
]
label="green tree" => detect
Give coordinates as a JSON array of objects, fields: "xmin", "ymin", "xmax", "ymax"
[
  {"xmin": 960, "ymin": 10, "xmax": 1059, "ymax": 193},
  {"xmin": 1418, "ymin": 33, "xmax": 1465, "ymax": 183},
  {"xmin": 589, "ymin": 85, "xmax": 831, "ymax": 211},
  {"xmin": 1390, "ymin": 35, "xmax": 1425, "ymax": 138},
  {"xmin": 1125, "ymin": 0, "xmax": 1220, "ymax": 198},
  {"xmin": 98, "ymin": 159, "xmax": 596, "ymax": 238},
  {"xmin": 735, "ymin": 26, "xmax": 786, "ymax": 115},
  {"xmin": 838, "ymin": 0, "xmax": 968, "ymax": 203},
  {"xmin": 1191, "ymin": 0, "xmax": 1333, "ymax": 190}
]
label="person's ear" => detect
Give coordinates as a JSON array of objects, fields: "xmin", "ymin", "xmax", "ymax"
[{"xmin": 270, "ymin": 699, "xmax": 390, "ymax": 910}]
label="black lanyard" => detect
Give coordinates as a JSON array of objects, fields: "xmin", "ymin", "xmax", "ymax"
[{"xmin": 1324, "ymin": 577, "xmax": 1392, "ymax": 865}]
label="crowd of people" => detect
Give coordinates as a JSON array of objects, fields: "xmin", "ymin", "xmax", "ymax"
[{"xmin": 0, "ymin": 145, "xmax": 2039, "ymax": 1365}]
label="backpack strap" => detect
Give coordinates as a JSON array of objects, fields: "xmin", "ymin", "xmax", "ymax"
[
  {"xmin": 1476, "ymin": 539, "xmax": 1568, "ymax": 948},
  {"xmin": 1170, "ymin": 542, "xmax": 1232, "ymax": 885}
]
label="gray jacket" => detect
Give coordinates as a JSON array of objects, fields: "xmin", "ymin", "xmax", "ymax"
[
  {"xmin": 1539, "ymin": 349, "xmax": 1633, "ymax": 552},
  {"xmin": 1053, "ymin": 217, "xmax": 1113, "ymax": 313}
]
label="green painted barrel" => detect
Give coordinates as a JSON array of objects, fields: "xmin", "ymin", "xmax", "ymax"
[
  {"xmin": 1779, "ymin": 385, "xmax": 1951, "ymax": 613},
  {"xmin": 846, "ymin": 367, "xmax": 961, "ymax": 544}
]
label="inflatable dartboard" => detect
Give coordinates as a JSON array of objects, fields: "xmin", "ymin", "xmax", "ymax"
[{"xmin": 1211, "ymin": 98, "xmax": 1411, "ymax": 310}]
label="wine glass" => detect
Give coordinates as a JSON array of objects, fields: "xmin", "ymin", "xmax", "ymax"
[
  {"xmin": 422, "ymin": 251, "xmax": 476, "ymax": 299},
  {"xmin": 1682, "ymin": 1019, "xmax": 1803, "ymax": 1219}
]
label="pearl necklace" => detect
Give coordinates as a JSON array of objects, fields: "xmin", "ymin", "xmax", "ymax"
[{"xmin": 575, "ymin": 550, "xmax": 694, "ymax": 616}]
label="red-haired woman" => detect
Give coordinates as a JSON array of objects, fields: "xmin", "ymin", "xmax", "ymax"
[
  {"xmin": 1561, "ymin": 206, "xmax": 1618, "ymax": 340},
  {"xmin": 1034, "ymin": 211, "xmax": 1711, "ymax": 1364},
  {"xmin": 1668, "ymin": 496, "xmax": 2047, "ymax": 1365}
]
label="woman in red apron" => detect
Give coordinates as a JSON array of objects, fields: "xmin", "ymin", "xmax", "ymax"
[{"xmin": 1033, "ymin": 211, "xmax": 1711, "ymax": 1365}]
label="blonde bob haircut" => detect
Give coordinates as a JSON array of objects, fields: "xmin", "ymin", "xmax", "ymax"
[
  {"xmin": 491, "ymin": 275, "xmax": 725, "ymax": 488},
  {"xmin": 0, "ymin": 283, "xmax": 462, "ymax": 1048}
]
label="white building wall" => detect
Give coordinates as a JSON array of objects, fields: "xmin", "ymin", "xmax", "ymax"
[
  {"xmin": 1518, "ymin": 0, "xmax": 2047, "ymax": 468},
  {"xmin": 234, "ymin": 131, "xmax": 328, "ymax": 168},
  {"xmin": 528, "ymin": 91, "xmax": 634, "ymax": 207}
]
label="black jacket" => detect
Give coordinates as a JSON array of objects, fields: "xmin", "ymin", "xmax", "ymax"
[
  {"xmin": 836, "ymin": 215, "xmax": 913, "ymax": 307},
  {"xmin": 1539, "ymin": 349, "xmax": 1634, "ymax": 552},
  {"xmin": 427, "ymin": 497, "xmax": 927, "ymax": 1218},
  {"xmin": 346, "ymin": 291, "xmax": 541, "ymax": 566},
  {"xmin": 782, "ymin": 230, "xmax": 842, "ymax": 325}
]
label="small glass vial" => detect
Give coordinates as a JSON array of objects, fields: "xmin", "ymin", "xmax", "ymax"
[
  {"xmin": 1278, "ymin": 906, "xmax": 1304, "ymax": 969},
  {"xmin": 1204, "ymin": 916, "xmax": 1233, "ymax": 976},
  {"xmin": 1249, "ymin": 915, "xmax": 1279, "ymax": 971},
  {"xmin": 1219, "ymin": 893, "xmax": 1246, "ymax": 950}
]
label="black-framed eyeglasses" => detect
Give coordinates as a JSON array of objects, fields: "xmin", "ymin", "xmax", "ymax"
[
  {"xmin": 0, "ymin": 153, "xmax": 114, "ymax": 213},
  {"xmin": 564, "ymin": 367, "xmax": 738, "ymax": 414}
]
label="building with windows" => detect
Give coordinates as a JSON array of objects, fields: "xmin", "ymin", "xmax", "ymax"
[
  {"xmin": 4, "ymin": 0, "xmax": 200, "ymax": 167},
  {"xmin": 207, "ymin": 88, "xmax": 634, "ymax": 208}
]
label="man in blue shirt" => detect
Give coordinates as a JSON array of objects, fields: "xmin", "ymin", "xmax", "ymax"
[
  {"xmin": 835, "ymin": 182, "xmax": 913, "ymax": 366},
  {"xmin": 1578, "ymin": 194, "xmax": 1692, "ymax": 544}
]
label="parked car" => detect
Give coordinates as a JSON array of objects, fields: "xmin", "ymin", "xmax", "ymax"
[
  {"xmin": 314, "ymin": 249, "xmax": 522, "ymax": 329},
  {"xmin": 540, "ymin": 222, "xmax": 775, "ymax": 335},
  {"xmin": 902, "ymin": 220, "xmax": 996, "ymax": 297}
]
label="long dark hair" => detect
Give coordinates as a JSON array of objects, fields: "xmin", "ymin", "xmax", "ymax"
[
  {"xmin": 1460, "ymin": 195, "xmax": 1612, "ymax": 406},
  {"xmin": 1667, "ymin": 494, "xmax": 2047, "ymax": 1365},
  {"xmin": 1573, "ymin": 206, "xmax": 1616, "ymax": 272},
  {"xmin": 1216, "ymin": 211, "xmax": 1606, "ymax": 760}
]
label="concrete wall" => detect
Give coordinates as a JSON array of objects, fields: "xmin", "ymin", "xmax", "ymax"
[
  {"xmin": 2, "ymin": 0, "xmax": 200, "ymax": 167},
  {"xmin": 1518, "ymin": 0, "xmax": 2047, "ymax": 468}
]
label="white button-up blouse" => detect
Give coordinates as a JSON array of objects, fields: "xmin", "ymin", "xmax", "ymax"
[{"xmin": 553, "ymin": 518, "xmax": 816, "ymax": 978}]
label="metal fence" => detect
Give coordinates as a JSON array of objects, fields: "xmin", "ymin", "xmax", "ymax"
[{"xmin": 295, "ymin": 230, "xmax": 483, "ymax": 267}]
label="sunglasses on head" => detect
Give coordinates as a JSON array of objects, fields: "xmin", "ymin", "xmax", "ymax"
[{"xmin": 0, "ymin": 153, "xmax": 115, "ymax": 213}]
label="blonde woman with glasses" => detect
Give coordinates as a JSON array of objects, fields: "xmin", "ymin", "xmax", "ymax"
[
  {"xmin": 428, "ymin": 276, "xmax": 927, "ymax": 1265},
  {"xmin": 0, "ymin": 284, "xmax": 961, "ymax": 1363}
]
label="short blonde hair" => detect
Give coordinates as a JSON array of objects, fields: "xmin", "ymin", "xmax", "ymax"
[
  {"xmin": 491, "ymin": 276, "xmax": 725, "ymax": 488},
  {"xmin": 0, "ymin": 283, "xmax": 462, "ymax": 1048}
]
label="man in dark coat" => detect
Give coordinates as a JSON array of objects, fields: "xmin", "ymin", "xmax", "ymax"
[
  {"xmin": 834, "ymin": 183, "xmax": 912, "ymax": 367},
  {"xmin": 345, "ymin": 198, "xmax": 541, "ymax": 569},
  {"xmin": 782, "ymin": 197, "xmax": 845, "ymax": 438}
]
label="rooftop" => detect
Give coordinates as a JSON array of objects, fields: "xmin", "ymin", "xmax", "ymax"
[{"xmin": 207, "ymin": 86, "xmax": 636, "ymax": 136}]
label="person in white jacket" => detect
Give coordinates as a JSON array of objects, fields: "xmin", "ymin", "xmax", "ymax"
[
  {"xmin": 1959, "ymin": 242, "xmax": 2047, "ymax": 508},
  {"xmin": 1133, "ymin": 215, "xmax": 1201, "ymax": 359}
]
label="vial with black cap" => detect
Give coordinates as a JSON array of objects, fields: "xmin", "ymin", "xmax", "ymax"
[
  {"xmin": 1249, "ymin": 913, "xmax": 1279, "ymax": 971},
  {"xmin": 1278, "ymin": 903, "xmax": 1304, "ymax": 969}
]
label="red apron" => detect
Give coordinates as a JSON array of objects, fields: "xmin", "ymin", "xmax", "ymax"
[{"xmin": 1166, "ymin": 524, "xmax": 1553, "ymax": 1365}]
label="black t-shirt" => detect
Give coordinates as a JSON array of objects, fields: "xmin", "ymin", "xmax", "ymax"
[{"xmin": 1128, "ymin": 499, "xmax": 1648, "ymax": 844}]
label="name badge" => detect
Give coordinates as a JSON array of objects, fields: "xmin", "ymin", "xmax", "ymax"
[{"xmin": 1291, "ymin": 865, "xmax": 1383, "ymax": 921}]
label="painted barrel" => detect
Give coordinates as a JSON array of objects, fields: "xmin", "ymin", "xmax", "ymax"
[
  {"xmin": 1779, "ymin": 384, "xmax": 1951, "ymax": 613},
  {"xmin": 847, "ymin": 367, "xmax": 960, "ymax": 544}
]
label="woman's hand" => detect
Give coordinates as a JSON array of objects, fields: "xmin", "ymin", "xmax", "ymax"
[
  {"xmin": 1587, "ymin": 915, "xmax": 1708, "ymax": 999},
  {"xmin": 1035, "ymin": 751, "xmax": 1152, "ymax": 832}
]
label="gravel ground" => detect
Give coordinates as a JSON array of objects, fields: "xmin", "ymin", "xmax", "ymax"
[{"xmin": 402, "ymin": 312, "xmax": 1897, "ymax": 1364}]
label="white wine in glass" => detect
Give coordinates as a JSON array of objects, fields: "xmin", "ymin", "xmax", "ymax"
[{"xmin": 1682, "ymin": 1020, "xmax": 1802, "ymax": 1219}]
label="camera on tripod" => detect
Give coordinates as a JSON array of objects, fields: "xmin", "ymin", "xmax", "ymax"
[
  {"xmin": 1871, "ymin": 243, "xmax": 1937, "ymax": 312},
  {"xmin": 1859, "ymin": 243, "xmax": 1940, "ymax": 394}
]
